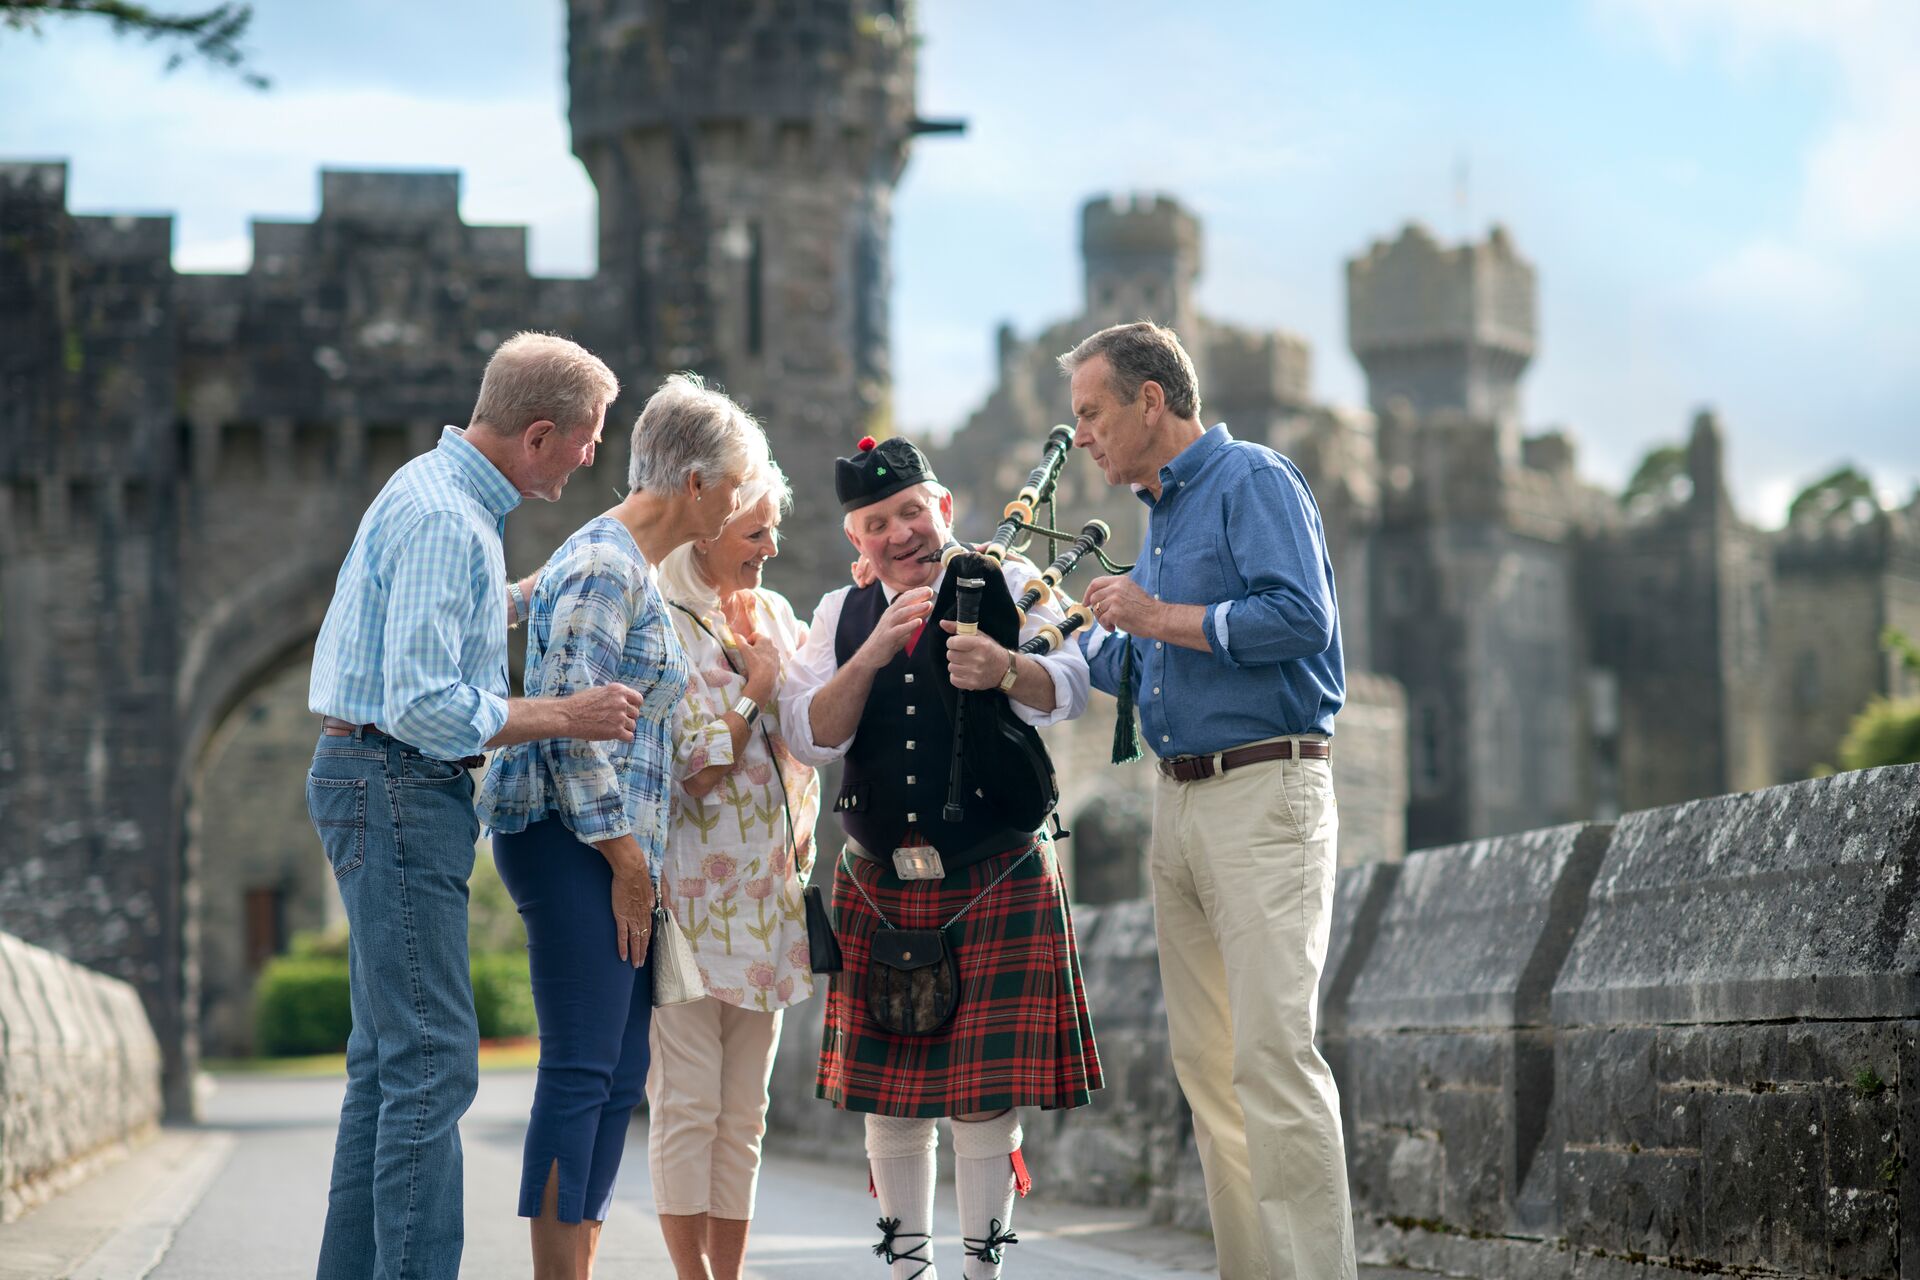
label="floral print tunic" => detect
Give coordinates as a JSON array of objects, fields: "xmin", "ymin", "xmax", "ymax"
[{"xmin": 662, "ymin": 588, "xmax": 822, "ymax": 1011}]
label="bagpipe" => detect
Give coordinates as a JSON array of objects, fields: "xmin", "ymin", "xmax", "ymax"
[{"xmin": 924, "ymin": 426, "xmax": 1137, "ymax": 829}]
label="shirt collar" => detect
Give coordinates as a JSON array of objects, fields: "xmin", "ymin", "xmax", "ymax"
[
  {"xmin": 1138, "ymin": 423, "xmax": 1233, "ymax": 505},
  {"xmin": 440, "ymin": 425, "xmax": 523, "ymax": 520},
  {"xmin": 880, "ymin": 564, "xmax": 945, "ymax": 604}
]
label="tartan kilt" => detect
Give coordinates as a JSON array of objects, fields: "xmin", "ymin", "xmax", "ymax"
[{"xmin": 815, "ymin": 835, "xmax": 1104, "ymax": 1117}]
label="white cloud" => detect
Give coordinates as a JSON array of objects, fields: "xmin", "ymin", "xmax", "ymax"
[
  {"xmin": 0, "ymin": 37, "xmax": 596, "ymax": 276},
  {"xmin": 1597, "ymin": 0, "xmax": 1920, "ymax": 247},
  {"xmin": 1688, "ymin": 236, "xmax": 1863, "ymax": 323}
]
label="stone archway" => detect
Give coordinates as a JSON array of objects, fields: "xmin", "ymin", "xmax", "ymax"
[{"xmin": 163, "ymin": 554, "xmax": 338, "ymax": 1112}]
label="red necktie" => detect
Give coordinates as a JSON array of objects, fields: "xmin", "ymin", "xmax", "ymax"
[{"xmin": 904, "ymin": 620, "xmax": 927, "ymax": 656}]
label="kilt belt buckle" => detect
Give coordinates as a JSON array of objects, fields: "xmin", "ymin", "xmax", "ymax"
[{"xmin": 893, "ymin": 816, "xmax": 944, "ymax": 881}]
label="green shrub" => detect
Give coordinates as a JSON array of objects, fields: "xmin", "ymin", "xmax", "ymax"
[
  {"xmin": 255, "ymin": 956, "xmax": 353, "ymax": 1056},
  {"xmin": 471, "ymin": 951, "xmax": 536, "ymax": 1039},
  {"xmin": 254, "ymin": 949, "xmax": 536, "ymax": 1056},
  {"xmin": 1837, "ymin": 697, "xmax": 1920, "ymax": 773}
]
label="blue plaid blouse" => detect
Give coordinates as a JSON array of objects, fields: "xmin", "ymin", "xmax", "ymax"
[{"xmin": 477, "ymin": 516, "xmax": 690, "ymax": 878}]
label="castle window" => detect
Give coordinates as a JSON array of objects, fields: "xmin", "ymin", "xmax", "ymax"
[
  {"xmin": 1793, "ymin": 651, "xmax": 1820, "ymax": 713},
  {"xmin": 1413, "ymin": 700, "xmax": 1446, "ymax": 795},
  {"xmin": 747, "ymin": 221, "xmax": 764, "ymax": 357}
]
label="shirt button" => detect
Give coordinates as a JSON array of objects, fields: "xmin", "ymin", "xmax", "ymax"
[
  {"xmin": 1154, "ymin": 547, "xmax": 1163, "ymax": 555},
  {"xmin": 1153, "ymin": 687, "xmax": 1161, "ymax": 695},
  {"xmin": 1155, "ymin": 641, "xmax": 1163, "ymax": 649},
  {"xmin": 1161, "ymin": 734, "xmax": 1170, "ymax": 743}
]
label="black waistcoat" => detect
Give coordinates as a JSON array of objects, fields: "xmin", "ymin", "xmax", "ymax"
[{"xmin": 832, "ymin": 582, "xmax": 1023, "ymax": 858}]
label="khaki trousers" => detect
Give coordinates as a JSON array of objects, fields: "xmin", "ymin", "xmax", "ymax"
[
  {"xmin": 645, "ymin": 998, "xmax": 783, "ymax": 1219},
  {"xmin": 1149, "ymin": 743, "xmax": 1356, "ymax": 1280}
]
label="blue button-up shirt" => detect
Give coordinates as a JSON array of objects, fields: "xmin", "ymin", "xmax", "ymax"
[
  {"xmin": 477, "ymin": 517, "xmax": 689, "ymax": 877},
  {"xmin": 309, "ymin": 426, "xmax": 521, "ymax": 760},
  {"xmin": 1079, "ymin": 424, "xmax": 1344, "ymax": 757}
]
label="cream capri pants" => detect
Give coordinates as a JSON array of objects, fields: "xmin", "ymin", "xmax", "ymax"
[
  {"xmin": 1150, "ymin": 737, "xmax": 1356, "ymax": 1280},
  {"xmin": 645, "ymin": 997, "xmax": 783, "ymax": 1219}
]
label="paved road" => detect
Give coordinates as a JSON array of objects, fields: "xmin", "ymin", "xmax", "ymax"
[{"xmin": 7, "ymin": 1070, "xmax": 1424, "ymax": 1278}]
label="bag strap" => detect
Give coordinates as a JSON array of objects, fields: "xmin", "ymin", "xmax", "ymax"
[
  {"xmin": 669, "ymin": 599, "xmax": 808, "ymax": 885},
  {"xmin": 839, "ymin": 844, "xmax": 1037, "ymax": 934}
]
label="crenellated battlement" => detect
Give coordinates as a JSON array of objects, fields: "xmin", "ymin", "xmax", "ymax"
[
  {"xmin": 1348, "ymin": 221, "xmax": 1536, "ymax": 430},
  {"xmin": 565, "ymin": 0, "xmax": 917, "ymax": 165}
]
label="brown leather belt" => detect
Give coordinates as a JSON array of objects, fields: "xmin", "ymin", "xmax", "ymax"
[
  {"xmin": 1157, "ymin": 738, "xmax": 1330, "ymax": 783},
  {"xmin": 321, "ymin": 717, "xmax": 484, "ymax": 770}
]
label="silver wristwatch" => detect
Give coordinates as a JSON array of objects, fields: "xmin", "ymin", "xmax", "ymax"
[
  {"xmin": 506, "ymin": 579, "xmax": 527, "ymax": 628},
  {"xmin": 732, "ymin": 695, "xmax": 762, "ymax": 726}
]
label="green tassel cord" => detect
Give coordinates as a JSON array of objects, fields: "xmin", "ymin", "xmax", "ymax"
[{"xmin": 1111, "ymin": 638, "xmax": 1143, "ymax": 764}]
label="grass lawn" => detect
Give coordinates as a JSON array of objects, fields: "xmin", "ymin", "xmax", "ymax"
[{"xmin": 206, "ymin": 1037, "xmax": 541, "ymax": 1078}]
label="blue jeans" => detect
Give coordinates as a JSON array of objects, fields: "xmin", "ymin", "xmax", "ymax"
[
  {"xmin": 492, "ymin": 816, "xmax": 653, "ymax": 1222},
  {"xmin": 307, "ymin": 729, "xmax": 481, "ymax": 1280}
]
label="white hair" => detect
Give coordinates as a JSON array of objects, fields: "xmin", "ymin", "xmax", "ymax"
[
  {"xmin": 656, "ymin": 459, "xmax": 794, "ymax": 611},
  {"xmin": 626, "ymin": 372, "xmax": 770, "ymax": 497}
]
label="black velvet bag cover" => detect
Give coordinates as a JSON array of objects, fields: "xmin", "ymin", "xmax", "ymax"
[
  {"xmin": 866, "ymin": 926, "xmax": 959, "ymax": 1036},
  {"xmin": 927, "ymin": 554, "xmax": 1059, "ymax": 832}
]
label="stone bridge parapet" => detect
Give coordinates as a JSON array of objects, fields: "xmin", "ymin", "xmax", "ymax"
[
  {"xmin": 766, "ymin": 763, "xmax": 1920, "ymax": 1277},
  {"xmin": 0, "ymin": 930, "xmax": 162, "ymax": 1223}
]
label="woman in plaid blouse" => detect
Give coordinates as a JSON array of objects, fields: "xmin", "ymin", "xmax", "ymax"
[{"xmin": 477, "ymin": 374, "xmax": 770, "ymax": 1280}]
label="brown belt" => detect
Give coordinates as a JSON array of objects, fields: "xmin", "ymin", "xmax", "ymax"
[
  {"xmin": 321, "ymin": 717, "xmax": 484, "ymax": 770},
  {"xmin": 1157, "ymin": 738, "xmax": 1330, "ymax": 783}
]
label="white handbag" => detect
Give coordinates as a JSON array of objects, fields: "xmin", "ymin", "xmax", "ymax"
[{"xmin": 650, "ymin": 904, "xmax": 706, "ymax": 1007}]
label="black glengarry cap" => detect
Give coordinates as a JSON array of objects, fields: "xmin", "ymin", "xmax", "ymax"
[{"xmin": 835, "ymin": 434, "xmax": 938, "ymax": 512}]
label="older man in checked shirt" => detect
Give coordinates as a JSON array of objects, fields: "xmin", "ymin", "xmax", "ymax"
[
  {"xmin": 1065, "ymin": 321, "xmax": 1356, "ymax": 1280},
  {"xmin": 306, "ymin": 332, "xmax": 645, "ymax": 1280}
]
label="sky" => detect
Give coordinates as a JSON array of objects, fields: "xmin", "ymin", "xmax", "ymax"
[{"xmin": 2, "ymin": 0, "xmax": 1915, "ymax": 526}]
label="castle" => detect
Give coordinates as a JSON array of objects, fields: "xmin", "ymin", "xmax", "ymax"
[
  {"xmin": 0, "ymin": 1, "xmax": 935, "ymax": 1114},
  {"xmin": 3, "ymin": 2, "xmax": 1916, "ymax": 1117},
  {"xmin": 942, "ymin": 194, "xmax": 1920, "ymax": 858}
]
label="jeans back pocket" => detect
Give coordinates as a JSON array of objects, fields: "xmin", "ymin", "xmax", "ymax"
[{"xmin": 307, "ymin": 775, "xmax": 368, "ymax": 879}]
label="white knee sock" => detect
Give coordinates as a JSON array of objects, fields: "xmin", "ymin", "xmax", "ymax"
[
  {"xmin": 951, "ymin": 1111, "xmax": 1023, "ymax": 1279},
  {"xmin": 865, "ymin": 1114, "xmax": 939, "ymax": 1280}
]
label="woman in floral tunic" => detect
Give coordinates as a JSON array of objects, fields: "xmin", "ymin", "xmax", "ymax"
[{"xmin": 648, "ymin": 460, "xmax": 820, "ymax": 1280}]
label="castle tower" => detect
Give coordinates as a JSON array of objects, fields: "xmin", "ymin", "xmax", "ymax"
[
  {"xmin": 566, "ymin": 0, "xmax": 929, "ymax": 594},
  {"xmin": 1347, "ymin": 222, "xmax": 1536, "ymax": 450},
  {"xmin": 1081, "ymin": 193, "xmax": 1201, "ymax": 339}
]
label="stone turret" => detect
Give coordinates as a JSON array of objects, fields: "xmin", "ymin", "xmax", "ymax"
[
  {"xmin": 1347, "ymin": 222, "xmax": 1536, "ymax": 448},
  {"xmin": 566, "ymin": 0, "xmax": 925, "ymax": 595},
  {"xmin": 1080, "ymin": 193, "xmax": 1200, "ymax": 337}
]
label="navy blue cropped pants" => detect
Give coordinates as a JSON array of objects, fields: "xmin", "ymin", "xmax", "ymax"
[{"xmin": 492, "ymin": 815, "xmax": 653, "ymax": 1222}]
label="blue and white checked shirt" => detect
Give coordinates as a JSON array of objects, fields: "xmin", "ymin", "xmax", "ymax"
[
  {"xmin": 309, "ymin": 426, "xmax": 521, "ymax": 760},
  {"xmin": 1080, "ymin": 424, "xmax": 1345, "ymax": 757},
  {"xmin": 477, "ymin": 517, "xmax": 689, "ymax": 877}
]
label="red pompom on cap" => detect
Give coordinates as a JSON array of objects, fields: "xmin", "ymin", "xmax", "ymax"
[{"xmin": 857, "ymin": 435, "xmax": 877, "ymax": 452}]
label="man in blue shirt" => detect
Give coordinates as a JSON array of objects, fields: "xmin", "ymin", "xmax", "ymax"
[
  {"xmin": 307, "ymin": 332, "xmax": 645, "ymax": 1280},
  {"xmin": 1066, "ymin": 321, "xmax": 1356, "ymax": 1279}
]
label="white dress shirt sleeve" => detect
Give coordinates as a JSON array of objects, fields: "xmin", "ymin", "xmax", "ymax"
[
  {"xmin": 776, "ymin": 586, "xmax": 857, "ymax": 768},
  {"xmin": 1001, "ymin": 561, "xmax": 1090, "ymax": 728}
]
